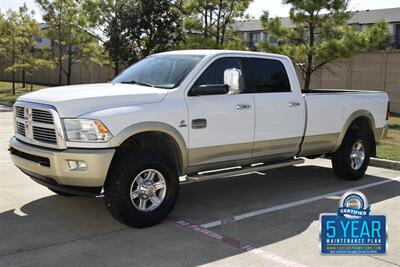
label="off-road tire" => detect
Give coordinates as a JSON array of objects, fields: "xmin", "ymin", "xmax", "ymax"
[
  {"xmin": 332, "ymin": 131, "xmax": 372, "ymax": 180},
  {"xmin": 104, "ymin": 151, "xmax": 179, "ymax": 228}
]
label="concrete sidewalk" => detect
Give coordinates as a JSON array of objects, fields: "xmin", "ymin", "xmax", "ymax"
[{"xmin": 1, "ymin": 107, "xmax": 399, "ymax": 267}]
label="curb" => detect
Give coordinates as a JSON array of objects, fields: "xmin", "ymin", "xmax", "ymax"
[{"xmin": 370, "ymin": 157, "xmax": 400, "ymax": 171}]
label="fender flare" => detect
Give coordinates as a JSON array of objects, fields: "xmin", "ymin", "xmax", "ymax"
[
  {"xmin": 333, "ymin": 110, "xmax": 376, "ymax": 152},
  {"xmin": 110, "ymin": 122, "xmax": 188, "ymax": 175}
]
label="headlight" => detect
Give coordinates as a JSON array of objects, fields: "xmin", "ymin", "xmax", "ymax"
[{"xmin": 64, "ymin": 119, "xmax": 112, "ymax": 142}]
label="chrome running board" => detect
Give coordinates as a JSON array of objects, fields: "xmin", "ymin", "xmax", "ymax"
[{"xmin": 184, "ymin": 158, "xmax": 305, "ymax": 183}]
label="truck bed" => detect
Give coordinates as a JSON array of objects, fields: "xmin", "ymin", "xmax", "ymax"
[
  {"xmin": 301, "ymin": 89, "xmax": 381, "ymax": 94},
  {"xmin": 298, "ymin": 90, "xmax": 388, "ymax": 157}
]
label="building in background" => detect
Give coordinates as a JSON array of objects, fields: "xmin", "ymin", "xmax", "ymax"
[
  {"xmin": 35, "ymin": 23, "xmax": 52, "ymax": 50},
  {"xmin": 234, "ymin": 7, "xmax": 400, "ymax": 50}
]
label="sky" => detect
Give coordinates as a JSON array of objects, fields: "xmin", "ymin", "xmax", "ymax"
[{"xmin": 1, "ymin": 0, "xmax": 400, "ymax": 21}]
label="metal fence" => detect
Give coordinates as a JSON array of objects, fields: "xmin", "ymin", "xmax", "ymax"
[
  {"xmin": 303, "ymin": 50, "xmax": 400, "ymax": 113},
  {"xmin": 0, "ymin": 60, "xmax": 115, "ymax": 86}
]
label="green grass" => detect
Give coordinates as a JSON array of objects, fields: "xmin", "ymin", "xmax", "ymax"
[
  {"xmin": 377, "ymin": 116, "xmax": 400, "ymax": 161},
  {"xmin": 0, "ymin": 81, "xmax": 47, "ymax": 105}
]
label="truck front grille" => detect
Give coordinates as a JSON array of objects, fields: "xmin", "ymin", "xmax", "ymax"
[
  {"xmin": 14, "ymin": 103, "xmax": 66, "ymax": 149},
  {"xmin": 16, "ymin": 122, "xmax": 26, "ymax": 136},
  {"xmin": 16, "ymin": 106, "xmax": 25, "ymax": 119},
  {"xmin": 33, "ymin": 126, "xmax": 57, "ymax": 144},
  {"xmin": 32, "ymin": 109, "xmax": 54, "ymax": 124}
]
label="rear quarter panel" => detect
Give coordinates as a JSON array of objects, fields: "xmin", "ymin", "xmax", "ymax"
[{"xmin": 300, "ymin": 91, "xmax": 389, "ymax": 156}]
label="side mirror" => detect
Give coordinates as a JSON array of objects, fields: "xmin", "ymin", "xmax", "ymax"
[
  {"xmin": 224, "ymin": 68, "xmax": 241, "ymax": 94},
  {"xmin": 189, "ymin": 84, "xmax": 229, "ymax": 96}
]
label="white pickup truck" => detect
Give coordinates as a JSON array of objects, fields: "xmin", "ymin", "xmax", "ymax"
[{"xmin": 9, "ymin": 50, "xmax": 389, "ymax": 227}]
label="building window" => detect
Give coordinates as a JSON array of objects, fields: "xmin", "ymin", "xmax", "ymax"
[
  {"xmin": 250, "ymin": 32, "xmax": 260, "ymax": 44},
  {"xmin": 34, "ymin": 36, "xmax": 43, "ymax": 43},
  {"xmin": 246, "ymin": 32, "xmax": 262, "ymax": 50}
]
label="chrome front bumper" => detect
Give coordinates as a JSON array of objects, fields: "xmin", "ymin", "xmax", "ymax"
[{"xmin": 9, "ymin": 137, "xmax": 115, "ymax": 187}]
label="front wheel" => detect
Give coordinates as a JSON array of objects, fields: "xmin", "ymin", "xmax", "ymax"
[
  {"xmin": 332, "ymin": 131, "xmax": 372, "ymax": 180},
  {"xmin": 104, "ymin": 152, "xmax": 179, "ymax": 228}
]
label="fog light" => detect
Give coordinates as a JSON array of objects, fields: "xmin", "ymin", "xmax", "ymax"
[{"xmin": 68, "ymin": 160, "xmax": 87, "ymax": 171}]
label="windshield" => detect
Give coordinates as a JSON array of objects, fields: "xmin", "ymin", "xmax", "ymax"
[{"xmin": 112, "ymin": 54, "xmax": 204, "ymax": 89}]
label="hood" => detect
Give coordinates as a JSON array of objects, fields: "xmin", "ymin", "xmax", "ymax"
[{"xmin": 18, "ymin": 83, "xmax": 168, "ymax": 117}]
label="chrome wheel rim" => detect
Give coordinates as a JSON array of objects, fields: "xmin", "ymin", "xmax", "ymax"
[
  {"xmin": 350, "ymin": 141, "xmax": 365, "ymax": 170},
  {"xmin": 130, "ymin": 169, "xmax": 167, "ymax": 212}
]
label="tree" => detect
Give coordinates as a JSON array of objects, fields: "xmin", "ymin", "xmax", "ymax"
[
  {"xmin": 259, "ymin": 0, "xmax": 390, "ymax": 90},
  {"xmin": 13, "ymin": 5, "xmax": 45, "ymax": 89},
  {"xmin": 0, "ymin": 9, "xmax": 22, "ymax": 94},
  {"xmin": 0, "ymin": 6, "xmax": 38, "ymax": 94},
  {"xmin": 119, "ymin": 0, "xmax": 184, "ymax": 63},
  {"xmin": 36, "ymin": 0, "xmax": 101, "ymax": 85},
  {"xmin": 0, "ymin": 13, "xmax": 5, "ymax": 69},
  {"xmin": 183, "ymin": 0, "xmax": 251, "ymax": 48},
  {"xmin": 90, "ymin": 0, "xmax": 129, "ymax": 76}
]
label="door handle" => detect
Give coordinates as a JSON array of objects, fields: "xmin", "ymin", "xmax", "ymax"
[
  {"xmin": 289, "ymin": 101, "xmax": 301, "ymax": 107},
  {"xmin": 236, "ymin": 104, "xmax": 251, "ymax": 110}
]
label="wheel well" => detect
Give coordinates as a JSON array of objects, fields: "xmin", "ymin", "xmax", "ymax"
[
  {"xmin": 111, "ymin": 131, "xmax": 182, "ymax": 175},
  {"xmin": 346, "ymin": 116, "xmax": 376, "ymax": 157}
]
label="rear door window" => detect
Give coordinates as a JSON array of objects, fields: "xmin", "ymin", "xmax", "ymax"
[{"xmin": 243, "ymin": 58, "xmax": 291, "ymax": 93}]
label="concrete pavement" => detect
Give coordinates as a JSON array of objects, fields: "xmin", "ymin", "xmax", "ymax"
[{"xmin": 0, "ymin": 106, "xmax": 399, "ymax": 267}]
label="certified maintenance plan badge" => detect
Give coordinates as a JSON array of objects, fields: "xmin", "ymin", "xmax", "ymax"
[{"xmin": 320, "ymin": 191, "xmax": 387, "ymax": 254}]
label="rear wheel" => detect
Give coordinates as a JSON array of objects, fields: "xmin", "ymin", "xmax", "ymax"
[
  {"xmin": 104, "ymin": 151, "xmax": 179, "ymax": 227},
  {"xmin": 332, "ymin": 131, "xmax": 372, "ymax": 180}
]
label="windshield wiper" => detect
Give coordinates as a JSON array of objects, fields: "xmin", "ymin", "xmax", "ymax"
[{"xmin": 121, "ymin": 80, "xmax": 155, "ymax": 88}]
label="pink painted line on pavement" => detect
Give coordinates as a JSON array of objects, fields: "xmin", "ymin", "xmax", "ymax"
[{"xmin": 169, "ymin": 216, "xmax": 308, "ymax": 267}]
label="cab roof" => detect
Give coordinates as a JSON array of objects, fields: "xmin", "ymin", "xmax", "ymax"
[{"xmin": 158, "ymin": 49, "xmax": 290, "ymax": 60}]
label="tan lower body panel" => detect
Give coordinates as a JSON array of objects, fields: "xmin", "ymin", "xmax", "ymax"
[
  {"xmin": 9, "ymin": 137, "xmax": 115, "ymax": 187},
  {"xmin": 298, "ymin": 133, "xmax": 340, "ymax": 157},
  {"xmin": 252, "ymin": 137, "xmax": 301, "ymax": 158},
  {"xmin": 188, "ymin": 134, "xmax": 344, "ymax": 173},
  {"xmin": 188, "ymin": 137, "xmax": 302, "ymax": 173},
  {"xmin": 189, "ymin": 142, "xmax": 253, "ymax": 167}
]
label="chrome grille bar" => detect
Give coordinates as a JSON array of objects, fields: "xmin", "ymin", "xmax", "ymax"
[
  {"xmin": 32, "ymin": 109, "xmax": 54, "ymax": 124},
  {"xmin": 16, "ymin": 122, "xmax": 26, "ymax": 136},
  {"xmin": 16, "ymin": 106, "xmax": 24, "ymax": 119}
]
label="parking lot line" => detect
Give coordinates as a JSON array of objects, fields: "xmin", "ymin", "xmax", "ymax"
[
  {"xmin": 169, "ymin": 216, "xmax": 309, "ymax": 267},
  {"xmin": 200, "ymin": 176, "xmax": 400, "ymax": 229}
]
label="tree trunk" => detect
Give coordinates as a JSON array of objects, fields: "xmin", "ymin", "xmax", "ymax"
[
  {"xmin": 216, "ymin": 0, "xmax": 222, "ymax": 47},
  {"xmin": 58, "ymin": 1, "xmax": 63, "ymax": 85},
  {"xmin": 304, "ymin": 22, "xmax": 315, "ymax": 90},
  {"xmin": 12, "ymin": 41, "xmax": 16, "ymax": 95},
  {"xmin": 221, "ymin": 23, "xmax": 226, "ymax": 47},
  {"xmin": 30, "ymin": 74, "xmax": 34, "ymax": 91},
  {"xmin": 12, "ymin": 72, "xmax": 16, "ymax": 95},
  {"xmin": 304, "ymin": 71, "xmax": 312, "ymax": 90},
  {"xmin": 304, "ymin": 54, "xmax": 313, "ymax": 90},
  {"xmin": 67, "ymin": 47, "xmax": 72, "ymax": 85},
  {"xmin": 204, "ymin": 1, "xmax": 208, "ymax": 37},
  {"xmin": 114, "ymin": 60, "xmax": 119, "ymax": 77},
  {"xmin": 58, "ymin": 47, "xmax": 63, "ymax": 85},
  {"xmin": 22, "ymin": 68, "xmax": 26, "ymax": 88},
  {"xmin": 113, "ymin": 5, "xmax": 120, "ymax": 78}
]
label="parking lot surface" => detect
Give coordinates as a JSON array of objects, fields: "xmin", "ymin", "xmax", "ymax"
[{"xmin": 1, "ymin": 106, "xmax": 399, "ymax": 267}]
